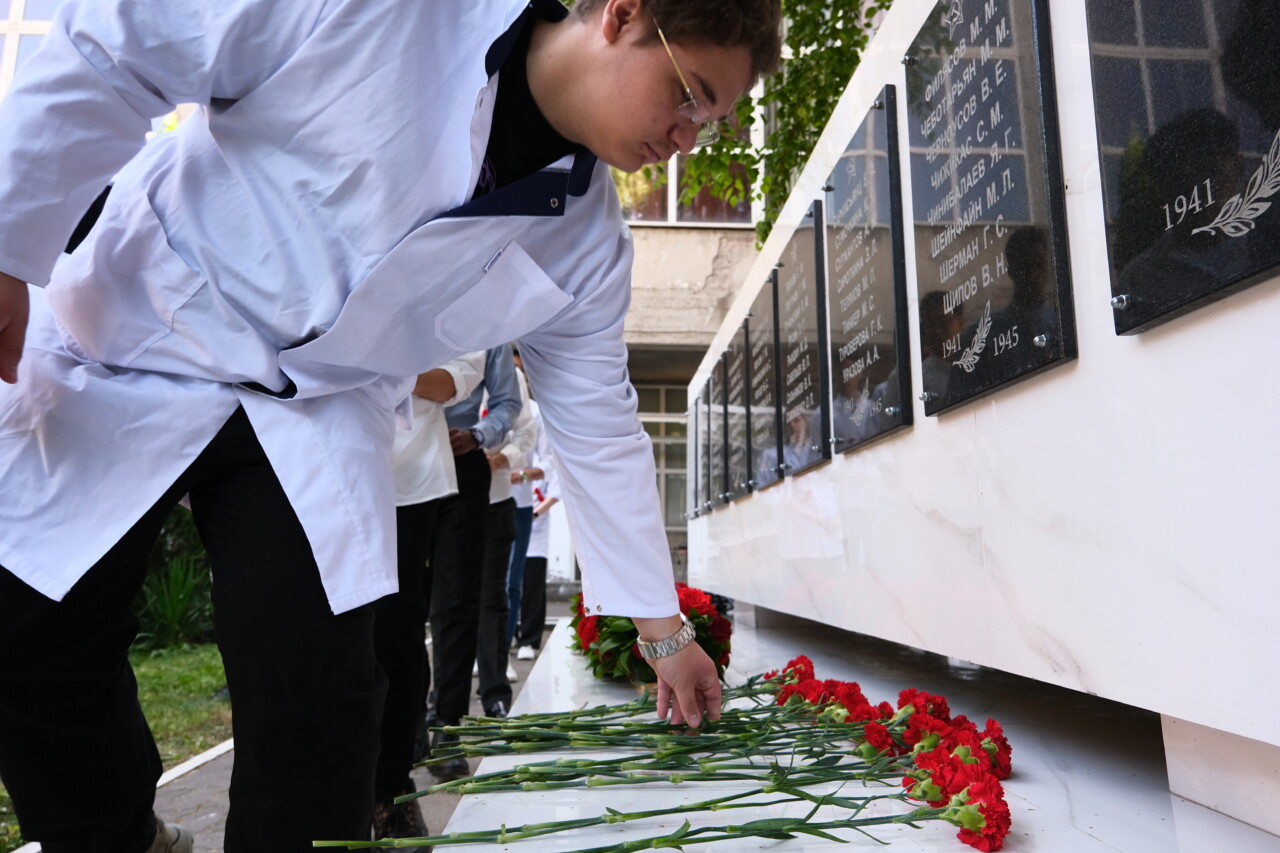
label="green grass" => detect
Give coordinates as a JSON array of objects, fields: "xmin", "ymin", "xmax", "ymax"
[{"xmin": 0, "ymin": 643, "xmax": 230, "ymax": 853}]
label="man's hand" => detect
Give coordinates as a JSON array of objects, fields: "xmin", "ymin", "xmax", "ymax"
[
  {"xmin": 634, "ymin": 614, "xmax": 723, "ymax": 730},
  {"xmin": 0, "ymin": 271, "xmax": 29, "ymax": 384},
  {"xmin": 487, "ymin": 451, "xmax": 510, "ymax": 474},
  {"xmin": 449, "ymin": 427, "xmax": 479, "ymax": 456}
]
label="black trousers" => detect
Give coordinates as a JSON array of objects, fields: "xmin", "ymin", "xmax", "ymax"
[
  {"xmin": 0, "ymin": 408, "xmax": 384, "ymax": 853},
  {"xmin": 426, "ymin": 448, "xmax": 490, "ymax": 726},
  {"xmin": 371, "ymin": 499, "xmax": 439, "ymax": 801},
  {"xmin": 516, "ymin": 556, "xmax": 548, "ymax": 650},
  {"xmin": 475, "ymin": 498, "xmax": 516, "ymax": 712}
]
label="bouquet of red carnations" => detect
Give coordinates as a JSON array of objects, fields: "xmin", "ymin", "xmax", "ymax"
[{"xmin": 568, "ymin": 582, "xmax": 732, "ymax": 683}]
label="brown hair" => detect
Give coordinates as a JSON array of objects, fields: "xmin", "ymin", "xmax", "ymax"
[{"xmin": 574, "ymin": 0, "xmax": 783, "ymax": 84}]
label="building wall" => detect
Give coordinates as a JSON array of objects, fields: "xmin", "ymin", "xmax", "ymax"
[{"xmin": 688, "ymin": 0, "xmax": 1280, "ymax": 769}]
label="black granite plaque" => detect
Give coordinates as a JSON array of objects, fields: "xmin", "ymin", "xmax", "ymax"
[
  {"xmin": 708, "ymin": 360, "xmax": 728, "ymax": 506},
  {"xmin": 725, "ymin": 324, "xmax": 752, "ymax": 500},
  {"xmin": 776, "ymin": 205, "xmax": 832, "ymax": 474},
  {"xmin": 687, "ymin": 387, "xmax": 702, "ymax": 519},
  {"xmin": 747, "ymin": 274, "xmax": 783, "ymax": 491},
  {"xmin": 906, "ymin": 0, "xmax": 1076, "ymax": 415},
  {"xmin": 1086, "ymin": 0, "xmax": 1280, "ymax": 334},
  {"xmin": 825, "ymin": 86, "xmax": 914, "ymax": 452}
]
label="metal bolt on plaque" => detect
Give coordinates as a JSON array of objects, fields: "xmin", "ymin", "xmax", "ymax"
[
  {"xmin": 884, "ymin": 406, "xmax": 901, "ymax": 416},
  {"xmin": 1111, "ymin": 294, "xmax": 1132, "ymax": 311},
  {"xmin": 1033, "ymin": 334, "xmax": 1049, "ymax": 348},
  {"xmin": 919, "ymin": 392, "xmax": 938, "ymax": 403},
  {"xmin": 872, "ymin": 99, "xmax": 884, "ymax": 110}
]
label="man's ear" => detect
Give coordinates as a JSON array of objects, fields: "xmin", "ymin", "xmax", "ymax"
[{"xmin": 601, "ymin": 0, "xmax": 644, "ymax": 46}]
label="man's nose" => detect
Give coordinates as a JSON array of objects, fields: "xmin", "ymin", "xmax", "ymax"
[{"xmin": 670, "ymin": 122, "xmax": 698, "ymax": 155}]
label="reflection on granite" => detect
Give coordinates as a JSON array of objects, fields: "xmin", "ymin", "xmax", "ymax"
[
  {"xmin": 442, "ymin": 617, "xmax": 1280, "ymax": 852},
  {"xmin": 1086, "ymin": 0, "xmax": 1280, "ymax": 333}
]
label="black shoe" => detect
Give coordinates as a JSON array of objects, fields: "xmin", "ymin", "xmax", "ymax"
[
  {"xmin": 425, "ymin": 731, "xmax": 471, "ymax": 782},
  {"xmin": 372, "ymin": 794, "xmax": 431, "ymax": 852},
  {"xmin": 483, "ymin": 701, "xmax": 508, "ymax": 719}
]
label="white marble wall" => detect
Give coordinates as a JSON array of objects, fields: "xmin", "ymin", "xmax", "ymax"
[{"xmin": 688, "ymin": 0, "xmax": 1280, "ymax": 797}]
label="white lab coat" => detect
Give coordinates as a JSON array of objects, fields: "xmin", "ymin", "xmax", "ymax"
[
  {"xmin": 0, "ymin": 0, "xmax": 676, "ymax": 618},
  {"xmin": 392, "ymin": 352, "xmax": 487, "ymax": 508},
  {"xmin": 487, "ymin": 367, "xmax": 537, "ymax": 505}
]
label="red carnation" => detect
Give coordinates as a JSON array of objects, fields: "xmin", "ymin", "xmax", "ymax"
[
  {"xmin": 981, "ymin": 719, "xmax": 1013, "ymax": 780},
  {"xmin": 899, "ymin": 688, "xmax": 951, "ymax": 721},
  {"xmin": 956, "ymin": 777, "xmax": 1011, "ymax": 851},
  {"xmin": 783, "ymin": 655, "xmax": 816, "ymax": 682},
  {"xmin": 577, "ymin": 615, "xmax": 599, "ymax": 650},
  {"xmin": 863, "ymin": 721, "xmax": 896, "ymax": 753}
]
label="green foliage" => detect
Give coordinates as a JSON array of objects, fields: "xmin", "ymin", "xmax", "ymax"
[
  {"xmin": 681, "ymin": 0, "xmax": 893, "ymax": 244},
  {"xmin": 0, "ymin": 789, "xmax": 21, "ymax": 853},
  {"xmin": 134, "ymin": 507, "xmax": 214, "ymax": 650},
  {"xmin": 130, "ymin": 643, "xmax": 232, "ymax": 766}
]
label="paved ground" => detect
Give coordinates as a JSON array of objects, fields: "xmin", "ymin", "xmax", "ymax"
[{"xmin": 151, "ymin": 630, "xmax": 553, "ymax": 852}]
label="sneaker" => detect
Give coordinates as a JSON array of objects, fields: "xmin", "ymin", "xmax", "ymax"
[
  {"xmin": 425, "ymin": 731, "xmax": 471, "ymax": 782},
  {"xmin": 516, "ymin": 645, "xmax": 536, "ymax": 660},
  {"xmin": 484, "ymin": 701, "xmax": 508, "ymax": 719},
  {"xmin": 372, "ymin": 795, "xmax": 431, "ymax": 852},
  {"xmin": 147, "ymin": 818, "xmax": 193, "ymax": 853},
  {"xmin": 506, "ymin": 663, "xmax": 518, "ymax": 682}
]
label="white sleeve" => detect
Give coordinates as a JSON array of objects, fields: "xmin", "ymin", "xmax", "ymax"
[
  {"xmin": 440, "ymin": 351, "xmax": 487, "ymax": 408},
  {"xmin": 0, "ymin": 0, "xmax": 330, "ymax": 284},
  {"xmin": 495, "ymin": 368, "xmax": 536, "ymax": 471},
  {"xmin": 518, "ymin": 249, "xmax": 678, "ymax": 620}
]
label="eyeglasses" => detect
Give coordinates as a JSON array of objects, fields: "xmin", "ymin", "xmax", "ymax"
[{"xmin": 652, "ymin": 18, "xmax": 721, "ymax": 149}]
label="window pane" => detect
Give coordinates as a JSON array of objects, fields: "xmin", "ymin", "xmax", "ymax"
[
  {"xmin": 665, "ymin": 421, "xmax": 687, "ymax": 438},
  {"xmin": 665, "ymin": 387, "xmax": 687, "ymax": 413},
  {"xmin": 643, "ymin": 420, "xmax": 661, "ymax": 439},
  {"xmin": 637, "ymin": 387, "xmax": 662, "ymax": 413},
  {"xmin": 676, "ymin": 157, "xmax": 751, "ymax": 223},
  {"xmin": 663, "ymin": 475, "xmax": 687, "ymax": 528},
  {"xmin": 667, "ymin": 441, "xmax": 686, "ymax": 469},
  {"xmin": 612, "ymin": 166, "xmax": 668, "ymax": 222}
]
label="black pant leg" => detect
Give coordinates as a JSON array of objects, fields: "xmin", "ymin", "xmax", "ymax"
[
  {"xmin": 189, "ymin": 411, "xmax": 384, "ymax": 852},
  {"xmin": 475, "ymin": 498, "xmax": 516, "ymax": 711},
  {"xmin": 427, "ymin": 449, "xmax": 490, "ymax": 725},
  {"xmin": 517, "ymin": 556, "xmax": 548, "ymax": 650},
  {"xmin": 0, "ymin": 484, "xmax": 186, "ymax": 853},
  {"xmin": 371, "ymin": 500, "xmax": 438, "ymax": 800}
]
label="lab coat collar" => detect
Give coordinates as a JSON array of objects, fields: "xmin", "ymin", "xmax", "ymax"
[{"xmin": 485, "ymin": 0, "xmax": 570, "ymax": 76}]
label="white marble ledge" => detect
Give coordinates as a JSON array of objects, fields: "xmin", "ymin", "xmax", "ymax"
[{"xmin": 440, "ymin": 617, "xmax": 1280, "ymax": 852}]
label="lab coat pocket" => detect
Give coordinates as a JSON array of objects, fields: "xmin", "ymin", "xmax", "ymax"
[{"xmin": 434, "ymin": 240, "xmax": 572, "ymax": 352}]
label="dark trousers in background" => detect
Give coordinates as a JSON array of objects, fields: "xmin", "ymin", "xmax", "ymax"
[
  {"xmin": 475, "ymin": 498, "xmax": 516, "ymax": 713},
  {"xmin": 517, "ymin": 556, "xmax": 548, "ymax": 650},
  {"xmin": 427, "ymin": 448, "xmax": 490, "ymax": 725},
  {"xmin": 0, "ymin": 408, "xmax": 383, "ymax": 853},
  {"xmin": 504, "ymin": 504, "xmax": 534, "ymax": 648},
  {"xmin": 372, "ymin": 499, "xmax": 439, "ymax": 801}
]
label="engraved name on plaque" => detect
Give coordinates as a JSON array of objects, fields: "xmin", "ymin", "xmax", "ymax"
[
  {"xmin": 776, "ymin": 206, "xmax": 832, "ymax": 475},
  {"xmin": 1086, "ymin": 0, "xmax": 1280, "ymax": 333},
  {"xmin": 906, "ymin": 0, "xmax": 1076, "ymax": 415},
  {"xmin": 725, "ymin": 323, "xmax": 752, "ymax": 500},
  {"xmin": 825, "ymin": 85, "xmax": 914, "ymax": 452},
  {"xmin": 707, "ymin": 363, "xmax": 727, "ymax": 507},
  {"xmin": 747, "ymin": 274, "xmax": 783, "ymax": 490}
]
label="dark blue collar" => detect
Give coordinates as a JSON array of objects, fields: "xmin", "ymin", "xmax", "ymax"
[{"xmin": 449, "ymin": 0, "xmax": 598, "ymax": 220}]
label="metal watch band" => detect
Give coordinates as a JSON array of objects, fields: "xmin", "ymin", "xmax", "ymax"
[{"xmin": 637, "ymin": 612, "xmax": 696, "ymax": 661}]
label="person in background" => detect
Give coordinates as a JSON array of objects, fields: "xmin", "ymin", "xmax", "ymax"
[
  {"xmin": 514, "ymin": 399, "xmax": 558, "ymax": 660},
  {"xmin": 505, "ymin": 347, "xmax": 537, "ymax": 652},
  {"xmin": 473, "ymin": 359, "xmax": 536, "ymax": 718},
  {"xmin": 371, "ymin": 352, "xmax": 485, "ymax": 842}
]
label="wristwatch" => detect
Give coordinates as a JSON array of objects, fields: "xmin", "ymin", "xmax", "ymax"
[
  {"xmin": 636, "ymin": 613, "xmax": 696, "ymax": 661},
  {"xmin": 469, "ymin": 427, "xmax": 484, "ymax": 448}
]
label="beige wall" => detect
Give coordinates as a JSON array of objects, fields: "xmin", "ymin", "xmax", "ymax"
[{"xmin": 624, "ymin": 226, "xmax": 758, "ymax": 349}]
